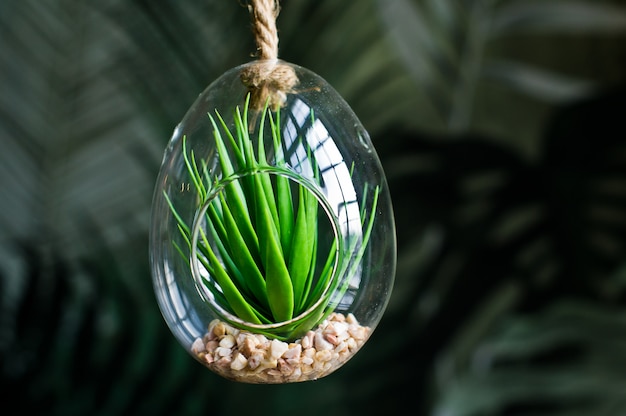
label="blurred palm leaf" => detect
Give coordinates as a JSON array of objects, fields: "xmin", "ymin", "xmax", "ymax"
[
  {"xmin": 0, "ymin": 0, "xmax": 159, "ymax": 259},
  {"xmin": 0, "ymin": 233, "xmax": 234, "ymax": 415},
  {"xmin": 433, "ymin": 298, "xmax": 626, "ymax": 416},
  {"xmin": 376, "ymin": 86, "xmax": 626, "ymax": 415},
  {"xmin": 278, "ymin": 0, "xmax": 418, "ymax": 134},
  {"xmin": 376, "ymin": 0, "xmax": 626, "ymax": 154}
]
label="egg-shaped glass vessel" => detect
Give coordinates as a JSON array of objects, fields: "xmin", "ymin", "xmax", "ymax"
[{"xmin": 150, "ymin": 60, "xmax": 396, "ymax": 383}]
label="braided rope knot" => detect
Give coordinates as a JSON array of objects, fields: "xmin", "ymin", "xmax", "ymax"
[
  {"xmin": 240, "ymin": 60, "xmax": 298, "ymax": 111},
  {"xmin": 241, "ymin": 0, "xmax": 298, "ymax": 110}
]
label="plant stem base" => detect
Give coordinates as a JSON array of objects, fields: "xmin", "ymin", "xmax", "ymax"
[{"xmin": 191, "ymin": 312, "xmax": 371, "ymax": 384}]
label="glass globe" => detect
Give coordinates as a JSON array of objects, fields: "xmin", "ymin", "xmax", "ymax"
[{"xmin": 150, "ymin": 60, "xmax": 396, "ymax": 383}]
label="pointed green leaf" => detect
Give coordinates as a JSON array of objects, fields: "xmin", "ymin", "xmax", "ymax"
[
  {"xmin": 255, "ymin": 106, "xmax": 279, "ymax": 229},
  {"xmin": 198, "ymin": 227, "xmax": 261, "ymax": 324},
  {"xmin": 210, "ymin": 113, "xmax": 260, "ymax": 258},
  {"xmin": 269, "ymin": 110, "xmax": 295, "ymax": 259},
  {"xmin": 218, "ymin": 192, "xmax": 268, "ymax": 309},
  {"xmin": 289, "ymin": 185, "xmax": 315, "ymax": 309},
  {"xmin": 254, "ymin": 172, "xmax": 293, "ymax": 321}
]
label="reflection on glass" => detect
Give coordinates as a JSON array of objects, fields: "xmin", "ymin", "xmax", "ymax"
[
  {"xmin": 159, "ymin": 259, "xmax": 203, "ymax": 344},
  {"xmin": 282, "ymin": 98, "xmax": 365, "ymax": 304},
  {"xmin": 283, "ymin": 98, "xmax": 362, "ymax": 238}
]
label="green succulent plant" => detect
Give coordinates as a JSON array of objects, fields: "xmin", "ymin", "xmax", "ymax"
[{"xmin": 165, "ymin": 94, "xmax": 379, "ymax": 340}]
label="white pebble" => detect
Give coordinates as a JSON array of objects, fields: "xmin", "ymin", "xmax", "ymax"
[
  {"xmin": 270, "ymin": 339, "xmax": 289, "ymax": 359},
  {"xmin": 315, "ymin": 349, "xmax": 332, "ymax": 362},
  {"xmin": 191, "ymin": 338, "xmax": 205, "ymax": 354},
  {"xmin": 301, "ymin": 331, "xmax": 315, "ymax": 349},
  {"xmin": 215, "ymin": 346, "xmax": 232, "ymax": 357},
  {"xmin": 219, "ymin": 334, "xmax": 236, "ymax": 349},
  {"xmin": 283, "ymin": 344, "xmax": 302, "ymax": 360},
  {"xmin": 334, "ymin": 341, "xmax": 348, "ymax": 354},
  {"xmin": 347, "ymin": 338, "xmax": 357, "ymax": 350},
  {"xmin": 215, "ymin": 356, "xmax": 231, "ymax": 368},
  {"xmin": 247, "ymin": 352, "xmax": 264, "ymax": 370},
  {"xmin": 314, "ymin": 332, "xmax": 333, "ymax": 351},
  {"xmin": 348, "ymin": 326, "xmax": 368, "ymax": 341},
  {"xmin": 230, "ymin": 353, "xmax": 248, "ymax": 371},
  {"xmin": 331, "ymin": 321, "xmax": 348, "ymax": 336},
  {"xmin": 254, "ymin": 334, "xmax": 268, "ymax": 344}
]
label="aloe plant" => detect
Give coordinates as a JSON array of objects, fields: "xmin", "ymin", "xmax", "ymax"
[{"xmin": 165, "ymin": 94, "xmax": 379, "ymax": 340}]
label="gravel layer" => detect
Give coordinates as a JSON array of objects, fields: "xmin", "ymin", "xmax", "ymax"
[{"xmin": 191, "ymin": 312, "xmax": 370, "ymax": 383}]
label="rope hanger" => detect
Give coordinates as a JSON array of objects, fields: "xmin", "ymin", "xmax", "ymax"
[
  {"xmin": 247, "ymin": 0, "xmax": 279, "ymax": 60},
  {"xmin": 241, "ymin": 0, "xmax": 298, "ymax": 111}
]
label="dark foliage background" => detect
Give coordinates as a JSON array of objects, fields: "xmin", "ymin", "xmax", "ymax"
[{"xmin": 1, "ymin": 1, "xmax": 626, "ymax": 415}]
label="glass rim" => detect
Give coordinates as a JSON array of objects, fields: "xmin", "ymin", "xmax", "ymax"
[{"xmin": 190, "ymin": 166, "xmax": 345, "ymax": 331}]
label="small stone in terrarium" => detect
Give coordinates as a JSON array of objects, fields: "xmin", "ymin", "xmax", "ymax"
[{"xmin": 191, "ymin": 312, "xmax": 370, "ymax": 384}]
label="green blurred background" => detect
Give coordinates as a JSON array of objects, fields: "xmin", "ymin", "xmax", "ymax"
[{"xmin": 2, "ymin": 0, "xmax": 626, "ymax": 415}]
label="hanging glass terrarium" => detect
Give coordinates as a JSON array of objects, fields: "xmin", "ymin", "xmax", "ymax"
[{"xmin": 149, "ymin": 1, "xmax": 395, "ymax": 384}]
